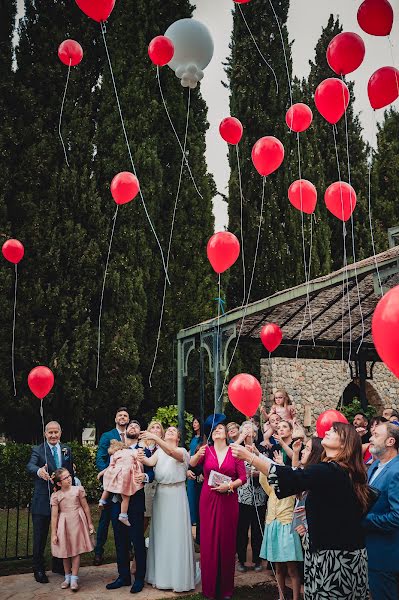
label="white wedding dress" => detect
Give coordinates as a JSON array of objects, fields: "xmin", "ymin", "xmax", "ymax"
[{"xmin": 145, "ymin": 447, "xmax": 199, "ymax": 592}]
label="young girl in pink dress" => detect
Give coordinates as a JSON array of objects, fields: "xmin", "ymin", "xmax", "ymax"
[
  {"xmin": 262, "ymin": 389, "xmax": 296, "ymax": 444},
  {"xmin": 51, "ymin": 468, "xmax": 94, "ymax": 591},
  {"xmin": 97, "ymin": 439, "xmax": 144, "ymax": 526}
]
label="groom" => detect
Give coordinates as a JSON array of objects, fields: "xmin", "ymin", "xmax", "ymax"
[{"xmin": 106, "ymin": 419, "xmax": 154, "ymax": 594}]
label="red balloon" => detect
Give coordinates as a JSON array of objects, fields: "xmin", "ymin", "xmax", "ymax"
[
  {"xmin": 148, "ymin": 36, "xmax": 174, "ymax": 67},
  {"xmin": 285, "ymin": 103, "xmax": 313, "ymax": 133},
  {"xmin": 233, "ymin": 0, "xmax": 252, "ymax": 3},
  {"xmin": 325, "ymin": 182, "xmax": 357, "ymax": 222},
  {"xmin": 316, "ymin": 410, "xmax": 348, "ymax": 438},
  {"xmin": 75, "ymin": 0, "xmax": 115, "ymax": 22},
  {"xmin": 327, "ymin": 32, "xmax": 365, "ymax": 76},
  {"xmin": 260, "ymin": 323, "xmax": 282, "ymax": 353},
  {"xmin": 207, "ymin": 232, "xmax": 240, "ymax": 274},
  {"xmin": 228, "ymin": 373, "xmax": 262, "ymax": 417},
  {"xmin": 372, "ymin": 286, "xmax": 399, "ymax": 378},
  {"xmin": 368, "ymin": 67, "xmax": 399, "ymax": 110},
  {"xmin": 288, "ymin": 180, "xmax": 317, "ymax": 214},
  {"xmin": 28, "ymin": 366, "xmax": 55, "ymax": 399},
  {"xmin": 314, "ymin": 78, "xmax": 350, "ymax": 124},
  {"xmin": 251, "ymin": 136, "xmax": 284, "ymax": 177},
  {"xmin": 2, "ymin": 239, "xmax": 24, "ymax": 264},
  {"xmin": 110, "ymin": 172, "xmax": 140, "ymax": 205},
  {"xmin": 357, "ymin": 0, "xmax": 393, "ymax": 36},
  {"xmin": 58, "ymin": 40, "xmax": 83, "ymax": 67},
  {"xmin": 219, "ymin": 117, "xmax": 243, "ymax": 145}
]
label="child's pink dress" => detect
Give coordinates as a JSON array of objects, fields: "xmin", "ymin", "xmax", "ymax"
[
  {"xmin": 275, "ymin": 405, "xmax": 295, "ymax": 421},
  {"xmin": 51, "ymin": 486, "xmax": 94, "ymax": 558},
  {"xmin": 103, "ymin": 448, "xmax": 144, "ymax": 496}
]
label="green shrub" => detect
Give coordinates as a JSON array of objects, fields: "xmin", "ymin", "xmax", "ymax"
[
  {"xmin": 340, "ymin": 398, "xmax": 377, "ymax": 424},
  {"xmin": 151, "ymin": 405, "xmax": 194, "ymax": 444}
]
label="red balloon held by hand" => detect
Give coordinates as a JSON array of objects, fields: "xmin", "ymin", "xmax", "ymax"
[
  {"xmin": 2, "ymin": 239, "xmax": 24, "ymax": 264},
  {"xmin": 207, "ymin": 232, "xmax": 240, "ymax": 274},
  {"xmin": 111, "ymin": 172, "xmax": 140, "ymax": 205},
  {"xmin": 58, "ymin": 40, "xmax": 83, "ymax": 67},
  {"xmin": 75, "ymin": 0, "xmax": 115, "ymax": 22},
  {"xmin": 260, "ymin": 323, "xmax": 282, "ymax": 353},
  {"xmin": 357, "ymin": 0, "xmax": 393, "ymax": 36},
  {"xmin": 316, "ymin": 410, "xmax": 348, "ymax": 438},
  {"xmin": 252, "ymin": 136, "xmax": 284, "ymax": 176},
  {"xmin": 228, "ymin": 373, "xmax": 262, "ymax": 417},
  {"xmin": 28, "ymin": 366, "xmax": 55, "ymax": 399},
  {"xmin": 368, "ymin": 67, "xmax": 399, "ymax": 110},
  {"xmin": 314, "ymin": 78, "xmax": 349, "ymax": 124},
  {"xmin": 285, "ymin": 103, "xmax": 313, "ymax": 133},
  {"xmin": 219, "ymin": 117, "xmax": 243, "ymax": 145},
  {"xmin": 327, "ymin": 32, "xmax": 365, "ymax": 76},
  {"xmin": 288, "ymin": 180, "xmax": 317, "ymax": 214},
  {"xmin": 372, "ymin": 286, "xmax": 399, "ymax": 379},
  {"xmin": 148, "ymin": 36, "xmax": 174, "ymax": 66},
  {"xmin": 325, "ymin": 182, "xmax": 357, "ymax": 222}
]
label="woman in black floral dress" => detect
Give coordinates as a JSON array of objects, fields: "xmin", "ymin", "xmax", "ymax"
[{"xmin": 232, "ymin": 422, "xmax": 371, "ymax": 600}]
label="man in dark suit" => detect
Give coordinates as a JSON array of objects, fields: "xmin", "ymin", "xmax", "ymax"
[
  {"xmin": 106, "ymin": 419, "xmax": 154, "ymax": 594},
  {"xmin": 26, "ymin": 421, "xmax": 74, "ymax": 583},
  {"xmin": 363, "ymin": 422, "xmax": 399, "ymax": 600},
  {"xmin": 94, "ymin": 406, "xmax": 130, "ymax": 565}
]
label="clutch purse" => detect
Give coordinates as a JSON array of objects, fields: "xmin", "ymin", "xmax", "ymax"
[{"xmin": 208, "ymin": 469, "xmax": 232, "ymax": 487}]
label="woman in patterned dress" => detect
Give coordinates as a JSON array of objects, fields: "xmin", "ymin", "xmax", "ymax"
[{"xmin": 232, "ymin": 422, "xmax": 371, "ymax": 600}]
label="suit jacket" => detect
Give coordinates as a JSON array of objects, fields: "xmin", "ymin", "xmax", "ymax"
[
  {"xmin": 363, "ymin": 454, "xmax": 399, "ymax": 571},
  {"xmin": 26, "ymin": 442, "xmax": 74, "ymax": 516},
  {"xmin": 96, "ymin": 428, "xmax": 122, "ymax": 472}
]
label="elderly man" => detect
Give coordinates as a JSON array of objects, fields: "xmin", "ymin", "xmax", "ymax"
[
  {"xmin": 94, "ymin": 406, "xmax": 130, "ymax": 565},
  {"xmin": 26, "ymin": 421, "xmax": 74, "ymax": 583},
  {"xmin": 363, "ymin": 422, "xmax": 399, "ymax": 600},
  {"xmin": 106, "ymin": 419, "xmax": 154, "ymax": 594}
]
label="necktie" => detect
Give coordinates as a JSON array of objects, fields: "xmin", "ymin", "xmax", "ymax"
[
  {"xmin": 52, "ymin": 445, "xmax": 60, "ymax": 469},
  {"xmin": 120, "ymin": 432, "xmax": 126, "ymax": 444}
]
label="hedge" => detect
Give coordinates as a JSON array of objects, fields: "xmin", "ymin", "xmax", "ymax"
[{"xmin": 0, "ymin": 442, "xmax": 101, "ymax": 508}]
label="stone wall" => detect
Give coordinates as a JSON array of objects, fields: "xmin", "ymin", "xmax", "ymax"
[{"xmin": 260, "ymin": 357, "xmax": 399, "ymax": 429}]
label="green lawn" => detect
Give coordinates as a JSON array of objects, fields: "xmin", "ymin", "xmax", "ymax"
[{"xmin": 0, "ymin": 505, "xmax": 117, "ymax": 577}]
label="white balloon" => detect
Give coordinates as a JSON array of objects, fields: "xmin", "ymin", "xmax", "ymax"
[{"xmin": 164, "ymin": 18, "xmax": 214, "ymax": 88}]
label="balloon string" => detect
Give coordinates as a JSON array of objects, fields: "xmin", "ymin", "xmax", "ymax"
[
  {"xmin": 332, "ymin": 125, "xmax": 351, "ymax": 375},
  {"xmin": 11, "ymin": 264, "xmax": 17, "ymax": 396},
  {"xmin": 236, "ymin": 144, "xmax": 246, "ymax": 306},
  {"xmin": 148, "ymin": 89, "xmax": 191, "ymax": 388},
  {"xmin": 156, "ymin": 66, "xmax": 202, "ymax": 199},
  {"xmin": 297, "ymin": 133, "xmax": 314, "ymax": 345},
  {"xmin": 215, "ymin": 176, "xmax": 267, "ymax": 410},
  {"xmin": 237, "ymin": 4, "xmax": 279, "ymax": 94},
  {"xmin": 387, "ymin": 37, "xmax": 399, "ymax": 100},
  {"xmin": 341, "ymin": 74, "xmax": 365, "ymax": 353},
  {"xmin": 96, "ymin": 206, "xmax": 119, "ymax": 388},
  {"xmin": 268, "ymin": 0, "xmax": 292, "ymax": 109},
  {"xmin": 100, "ymin": 23, "xmax": 170, "ymax": 285},
  {"xmin": 207, "ymin": 272, "xmax": 222, "ymax": 446},
  {"xmin": 368, "ymin": 112, "xmax": 384, "ymax": 296},
  {"xmin": 40, "ymin": 399, "xmax": 51, "ymax": 501},
  {"xmin": 59, "ymin": 60, "xmax": 71, "ymax": 167}
]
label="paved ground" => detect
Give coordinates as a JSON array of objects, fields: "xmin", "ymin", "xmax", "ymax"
[{"xmin": 0, "ymin": 561, "xmax": 278, "ymax": 599}]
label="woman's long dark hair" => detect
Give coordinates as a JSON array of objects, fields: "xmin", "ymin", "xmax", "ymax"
[
  {"xmin": 192, "ymin": 416, "xmax": 203, "ymax": 438},
  {"xmin": 323, "ymin": 422, "xmax": 370, "ymax": 513}
]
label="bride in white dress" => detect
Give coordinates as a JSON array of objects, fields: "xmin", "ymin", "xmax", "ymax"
[{"xmin": 139, "ymin": 426, "xmax": 198, "ymax": 592}]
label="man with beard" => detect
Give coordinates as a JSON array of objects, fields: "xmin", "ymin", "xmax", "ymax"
[
  {"xmin": 363, "ymin": 422, "xmax": 399, "ymax": 600},
  {"xmin": 106, "ymin": 419, "xmax": 154, "ymax": 594},
  {"xmin": 94, "ymin": 407, "xmax": 130, "ymax": 565}
]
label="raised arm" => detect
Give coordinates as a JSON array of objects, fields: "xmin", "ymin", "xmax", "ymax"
[{"xmin": 189, "ymin": 444, "xmax": 206, "ymax": 467}]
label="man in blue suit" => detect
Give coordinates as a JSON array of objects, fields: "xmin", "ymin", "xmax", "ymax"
[
  {"xmin": 94, "ymin": 406, "xmax": 130, "ymax": 565},
  {"xmin": 26, "ymin": 421, "xmax": 74, "ymax": 583},
  {"xmin": 363, "ymin": 421, "xmax": 399, "ymax": 600},
  {"xmin": 106, "ymin": 419, "xmax": 154, "ymax": 594}
]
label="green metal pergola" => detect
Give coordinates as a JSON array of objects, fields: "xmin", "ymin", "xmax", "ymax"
[{"xmin": 176, "ymin": 240, "xmax": 399, "ymax": 440}]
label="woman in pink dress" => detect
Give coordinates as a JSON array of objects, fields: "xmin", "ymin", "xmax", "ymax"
[
  {"xmin": 190, "ymin": 419, "xmax": 246, "ymax": 600},
  {"xmin": 51, "ymin": 468, "xmax": 94, "ymax": 591},
  {"xmin": 97, "ymin": 439, "xmax": 144, "ymax": 526}
]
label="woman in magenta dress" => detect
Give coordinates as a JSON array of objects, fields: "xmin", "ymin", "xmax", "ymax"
[{"xmin": 190, "ymin": 415, "xmax": 246, "ymax": 600}]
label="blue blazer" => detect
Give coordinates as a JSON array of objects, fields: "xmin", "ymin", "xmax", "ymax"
[
  {"xmin": 26, "ymin": 443, "xmax": 74, "ymax": 516},
  {"xmin": 96, "ymin": 428, "xmax": 122, "ymax": 471},
  {"xmin": 363, "ymin": 454, "xmax": 399, "ymax": 571}
]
